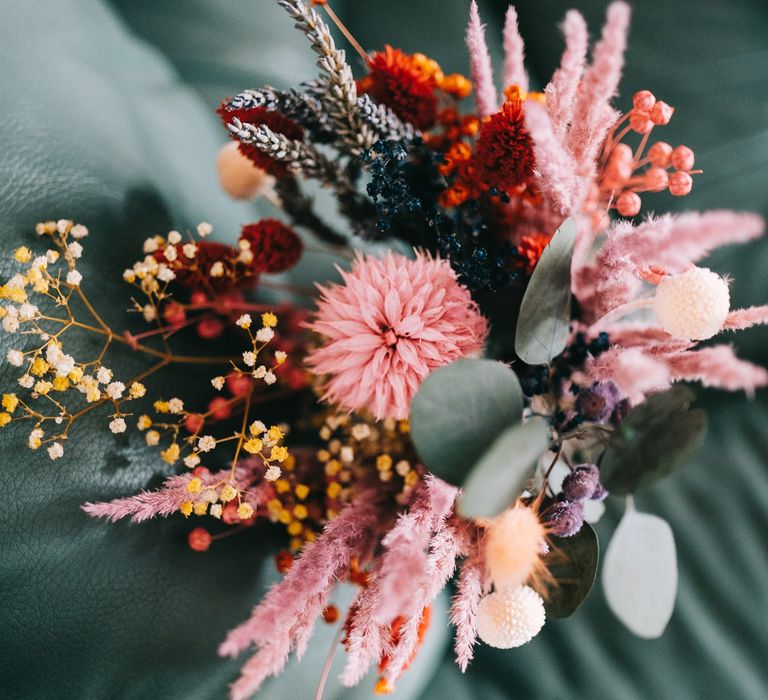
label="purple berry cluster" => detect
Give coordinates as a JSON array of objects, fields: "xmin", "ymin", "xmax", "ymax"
[{"xmin": 547, "ymin": 463, "xmax": 607, "ymax": 537}]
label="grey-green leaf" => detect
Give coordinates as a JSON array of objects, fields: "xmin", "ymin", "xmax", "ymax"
[
  {"xmin": 410, "ymin": 359, "xmax": 523, "ymax": 485},
  {"xmin": 601, "ymin": 385, "xmax": 708, "ymax": 495},
  {"xmin": 459, "ymin": 417, "xmax": 550, "ymax": 517},
  {"xmin": 515, "ymin": 217, "xmax": 577, "ymax": 365},
  {"xmin": 545, "ymin": 522, "xmax": 599, "ymax": 619}
]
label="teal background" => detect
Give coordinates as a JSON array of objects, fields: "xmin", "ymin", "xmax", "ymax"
[{"xmin": 0, "ymin": 1, "xmax": 766, "ymax": 698}]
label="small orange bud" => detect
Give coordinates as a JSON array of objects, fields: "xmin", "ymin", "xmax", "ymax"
[
  {"xmin": 322, "ymin": 605, "xmax": 340, "ymax": 624},
  {"xmin": 188, "ymin": 527, "xmax": 212, "ymax": 552},
  {"xmin": 275, "ymin": 549, "xmax": 294, "ymax": 574}
]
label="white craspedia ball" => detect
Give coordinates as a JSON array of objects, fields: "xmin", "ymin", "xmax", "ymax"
[
  {"xmin": 653, "ymin": 267, "xmax": 730, "ymax": 341},
  {"xmin": 476, "ymin": 585, "xmax": 546, "ymax": 649},
  {"xmin": 216, "ymin": 141, "xmax": 275, "ymax": 200}
]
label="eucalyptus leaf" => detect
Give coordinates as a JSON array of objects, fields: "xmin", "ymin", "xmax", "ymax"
[
  {"xmin": 515, "ymin": 217, "xmax": 577, "ymax": 365},
  {"xmin": 603, "ymin": 500, "xmax": 678, "ymax": 639},
  {"xmin": 459, "ymin": 417, "xmax": 550, "ymax": 517},
  {"xmin": 410, "ymin": 359, "xmax": 523, "ymax": 485},
  {"xmin": 601, "ymin": 385, "xmax": 708, "ymax": 495},
  {"xmin": 545, "ymin": 522, "xmax": 599, "ymax": 619}
]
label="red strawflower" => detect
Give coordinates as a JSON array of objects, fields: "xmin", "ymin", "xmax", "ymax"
[
  {"xmin": 217, "ymin": 101, "xmax": 303, "ymax": 178},
  {"xmin": 358, "ymin": 46, "xmax": 439, "ymax": 131},
  {"xmin": 240, "ymin": 219, "xmax": 303, "ymax": 273},
  {"xmin": 188, "ymin": 527, "xmax": 212, "ymax": 552},
  {"xmin": 474, "ymin": 99, "xmax": 536, "ymax": 191}
]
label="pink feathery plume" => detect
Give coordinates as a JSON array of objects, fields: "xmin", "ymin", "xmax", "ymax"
[
  {"xmin": 667, "ymin": 346, "xmax": 768, "ymax": 396},
  {"xmin": 382, "ymin": 523, "xmax": 468, "ymax": 684},
  {"xmin": 545, "ymin": 10, "xmax": 589, "ymax": 136},
  {"xmin": 525, "ymin": 101, "xmax": 579, "ymax": 216},
  {"xmin": 81, "ymin": 467, "xmax": 256, "ymax": 523},
  {"xmin": 450, "ymin": 543, "xmax": 489, "ymax": 672},
  {"xmin": 609, "ymin": 211, "xmax": 765, "ymax": 272},
  {"xmin": 587, "ymin": 346, "xmax": 671, "ymax": 404},
  {"xmin": 340, "ymin": 575, "xmax": 386, "ymax": 687},
  {"xmin": 467, "ymin": 1, "xmax": 498, "ymax": 117},
  {"xmin": 220, "ymin": 491, "xmax": 382, "ymax": 697},
  {"xmin": 724, "ymin": 305, "xmax": 768, "ymax": 331},
  {"xmin": 597, "ymin": 321, "xmax": 692, "ymax": 353},
  {"xmin": 502, "ymin": 6, "xmax": 527, "ymax": 91},
  {"xmin": 373, "ymin": 475, "xmax": 459, "ymax": 623},
  {"xmin": 567, "ymin": 2, "xmax": 630, "ymax": 166}
]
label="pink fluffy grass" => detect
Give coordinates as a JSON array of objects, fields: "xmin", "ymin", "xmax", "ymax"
[{"xmin": 306, "ymin": 251, "xmax": 488, "ymax": 421}]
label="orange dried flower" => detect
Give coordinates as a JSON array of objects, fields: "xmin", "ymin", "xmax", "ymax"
[{"xmin": 358, "ymin": 46, "xmax": 439, "ymax": 130}]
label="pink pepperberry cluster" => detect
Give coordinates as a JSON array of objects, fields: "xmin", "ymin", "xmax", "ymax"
[{"xmin": 597, "ymin": 90, "xmax": 699, "ymax": 219}]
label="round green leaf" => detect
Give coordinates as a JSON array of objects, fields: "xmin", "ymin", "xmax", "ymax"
[
  {"xmin": 515, "ymin": 217, "xmax": 577, "ymax": 365},
  {"xmin": 545, "ymin": 522, "xmax": 599, "ymax": 619},
  {"xmin": 410, "ymin": 359, "xmax": 523, "ymax": 485},
  {"xmin": 601, "ymin": 385, "xmax": 708, "ymax": 494},
  {"xmin": 459, "ymin": 417, "xmax": 550, "ymax": 517}
]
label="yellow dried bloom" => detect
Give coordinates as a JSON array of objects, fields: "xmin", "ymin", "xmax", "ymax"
[
  {"xmin": 293, "ymin": 504, "xmax": 308, "ymax": 520},
  {"xmin": 376, "ymin": 454, "xmax": 393, "ymax": 471},
  {"xmin": 15, "ymin": 247, "xmax": 32, "ymax": 263},
  {"xmin": 219, "ymin": 484, "xmax": 237, "ymax": 502},
  {"xmin": 129, "ymin": 382, "xmax": 146, "ymax": 399},
  {"xmin": 30, "ymin": 358, "xmax": 49, "ymax": 376},
  {"xmin": 193, "ymin": 501, "xmax": 209, "ymax": 516},
  {"xmin": 52, "ymin": 377, "xmax": 70, "ymax": 391},
  {"xmin": 325, "ymin": 459, "xmax": 341, "ymax": 476},
  {"xmin": 137, "ymin": 415, "xmax": 152, "ymax": 430},
  {"xmin": 2, "ymin": 394, "xmax": 19, "ymax": 413},
  {"xmin": 275, "ymin": 479, "xmax": 290, "ymax": 494},
  {"xmin": 0, "ymin": 285, "xmax": 27, "ymax": 303},
  {"xmin": 68, "ymin": 367, "xmax": 84, "ymax": 383},
  {"xmin": 287, "ymin": 520, "xmax": 302, "ymax": 535},
  {"xmin": 405, "ymin": 470, "xmax": 420, "ymax": 486},
  {"xmin": 154, "ymin": 400, "xmax": 170, "ymax": 413},
  {"xmin": 145, "ymin": 430, "xmax": 160, "ymax": 446},
  {"xmin": 161, "ymin": 442, "xmax": 180, "ymax": 464},
  {"xmin": 0, "ymin": 412, "xmax": 11, "ymax": 427},
  {"xmin": 237, "ymin": 503, "xmax": 254, "ymax": 520},
  {"xmin": 34, "ymin": 381, "xmax": 53, "ymax": 395},
  {"xmin": 271, "ymin": 445, "xmax": 289, "ymax": 462},
  {"xmin": 187, "ymin": 477, "xmax": 203, "ymax": 494},
  {"xmin": 261, "ymin": 312, "xmax": 278, "ymax": 328},
  {"xmin": 326, "ymin": 482, "xmax": 342, "ymax": 499},
  {"xmin": 295, "ymin": 484, "xmax": 310, "ymax": 500},
  {"xmin": 249, "ymin": 420, "xmax": 266, "ymax": 435},
  {"xmin": 179, "ymin": 501, "xmax": 193, "ymax": 517},
  {"xmin": 243, "ymin": 438, "xmax": 263, "ymax": 454}
]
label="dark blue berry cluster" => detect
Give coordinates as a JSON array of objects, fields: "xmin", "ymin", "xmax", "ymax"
[{"xmin": 361, "ymin": 138, "xmax": 520, "ymax": 293}]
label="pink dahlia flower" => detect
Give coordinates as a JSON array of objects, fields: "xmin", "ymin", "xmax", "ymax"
[{"xmin": 307, "ymin": 251, "xmax": 488, "ymax": 420}]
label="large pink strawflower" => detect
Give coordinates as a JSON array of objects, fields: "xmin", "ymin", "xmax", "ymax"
[{"xmin": 306, "ymin": 251, "xmax": 488, "ymax": 420}]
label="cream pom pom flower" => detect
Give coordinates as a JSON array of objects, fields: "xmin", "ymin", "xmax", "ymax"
[
  {"xmin": 476, "ymin": 585, "xmax": 546, "ymax": 649},
  {"xmin": 216, "ymin": 142, "xmax": 276, "ymax": 200},
  {"xmin": 654, "ymin": 266, "xmax": 730, "ymax": 341},
  {"xmin": 306, "ymin": 251, "xmax": 488, "ymax": 420}
]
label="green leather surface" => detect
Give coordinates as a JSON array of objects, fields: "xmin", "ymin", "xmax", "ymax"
[{"xmin": 1, "ymin": 1, "xmax": 767, "ymax": 699}]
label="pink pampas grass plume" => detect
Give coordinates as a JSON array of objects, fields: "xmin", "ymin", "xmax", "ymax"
[
  {"xmin": 373, "ymin": 475, "xmax": 458, "ymax": 623},
  {"xmin": 82, "ymin": 466, "xmax": 261, "ymax": 523},
  {"xmin": 502, "ymin": 6, "xmax": 528, "ymax": 92},
  {"xmin": 467, "ymin": 1, "xmax": 498, "ymax": 117},
  {"xmin": 381, "ymin": 523, "xmax": 466, "ymax": 684},
  {"xmin": 545, "ymin": 10, "xmax": 589, "ymax": 137},
  {"xmin": 220, "ymin": 490, "xmax": 383, "ymax": 698},
  {"xmin": 306, "ymin": 251, "xmax": 488, "ymax": 421},
  {"xmin": 567, "ymin": 2, "xmax": 630, "ymax": 166},
  {"xmin": 724, "ymin": 305, "xmax": 768, "ymax": 331},
  {"xmin": 667, "ymin": 346, "xmax": 768, "ymax": 395},
  {"xmin": 525, "ymin": 101, "xmax": 579, "ymax": 216},
  {"xmin": 587, "ymin": 346, "xmax": 671, "ymax": 404},
  {"xmin": 450, "ymin": 544, "xmax": 489, "ymax": 672}
]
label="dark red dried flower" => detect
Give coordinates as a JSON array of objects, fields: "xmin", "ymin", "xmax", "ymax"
[
  {"xmin": 217, "ymin": 101, "xmax": 303, "ymax": 178},
  {"xmin": 240, "ymin": 219, "xmax": 303, "ymax": 273},
  {"xmin": 358, "ymin": 46, "xmax": 439, "ymax": 130},
  {"xmin": 474, "ymin": 99, "xmax": 536, "ymax": 191}
]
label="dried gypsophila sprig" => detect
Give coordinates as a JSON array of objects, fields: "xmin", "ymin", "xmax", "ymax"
[{"xmin": 0, "ymin": 220, "xmax": 161, "ymax": 459}]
